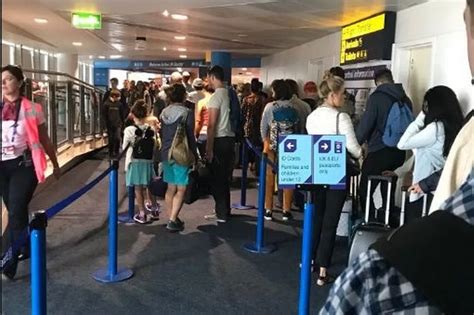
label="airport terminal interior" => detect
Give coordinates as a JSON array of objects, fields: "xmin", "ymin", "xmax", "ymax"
[{"xmin": 1, "ymin": 0, "xmax": 474, "ymax": 314}]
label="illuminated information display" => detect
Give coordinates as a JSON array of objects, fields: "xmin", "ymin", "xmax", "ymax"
[{"xmin": 340, "ymin": 12, "xmax": 396, "ymax": 65}]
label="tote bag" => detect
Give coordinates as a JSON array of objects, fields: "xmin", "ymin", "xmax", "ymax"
[{"xmin": 168, "ymin": 110, "xmax": 195, "ymax": 167}]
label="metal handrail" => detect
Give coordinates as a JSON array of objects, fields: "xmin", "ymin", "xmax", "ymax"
[{"xmin": 21, "ymin": 68, "xmax": 101, "ymax": 92}]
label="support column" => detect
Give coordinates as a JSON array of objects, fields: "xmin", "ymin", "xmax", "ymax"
[{"xmin": 211, "ymin": 51, "xmax": 232, "ymax": 85}]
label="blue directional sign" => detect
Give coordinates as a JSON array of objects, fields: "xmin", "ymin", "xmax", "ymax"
[
  {"xmin": 278, "ymin": 135, "xmax": 313, "ymax": 188},
  {"xmin": 313, "ymin": 135, "xmax": 346, "ymax": 188},
  {"xmin": 278, "ymin": 135, "xmax": 346, "ymax": 189}
]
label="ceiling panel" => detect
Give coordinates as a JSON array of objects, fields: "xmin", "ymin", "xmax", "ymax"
[{"xmin": 2, "ymin": 0, "xmax": 429, "ymax": 61}]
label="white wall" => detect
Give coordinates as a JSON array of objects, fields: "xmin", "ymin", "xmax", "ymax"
[
  {"xmin": 261, "ymin": 32, "xmax": 340, "ymax": 88},
  {"xmin": 261, "ymin": 0, "xmax": 473, "ymax": 114},
  {"xmin": 393, "ymin": 0, "xmax": 473, "ymax": 115}
]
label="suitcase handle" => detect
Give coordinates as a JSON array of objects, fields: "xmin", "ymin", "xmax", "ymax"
[
  {"xmin": 368, "ymin": 175, "xmax": 395, "ymax": 182},
  {"xmin": 400, "ymin": 189, "xmax": 429, "ymax": 226},
  {"xmin": 365, "ymin": 176, "xmax": 393, "ymax": 226}
]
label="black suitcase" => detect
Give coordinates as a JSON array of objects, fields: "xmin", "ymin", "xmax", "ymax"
[{"xmin": 348, "ymin": 176, "xmax": 394, "ymax": 265}]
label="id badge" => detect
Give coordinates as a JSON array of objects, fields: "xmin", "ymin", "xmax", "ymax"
[{"xmin": 2, "ymin": 146, "xmax": 15, "ymax": 156}]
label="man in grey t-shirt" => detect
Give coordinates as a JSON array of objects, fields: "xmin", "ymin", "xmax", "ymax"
[{"xmin": 204, "ymin": 66, "xmax": 235, "ymax": 223}]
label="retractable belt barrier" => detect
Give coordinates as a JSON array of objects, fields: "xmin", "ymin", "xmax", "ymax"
[{"xmin": 1, "ymin": 146, "xmax": 132, "ymax": 315}]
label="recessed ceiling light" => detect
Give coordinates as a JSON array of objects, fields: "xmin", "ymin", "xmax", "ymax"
[
  {"xmin": 163, "ymin": 47, "xmax": 167, "ymax": 51},
  {"xmin": 241, "ymin": 67, "xmax": 248, "ymax": 71},
  {"xmin": 98, "ymin": 56, "xmax": 106, "ymax": 59},
  {"xmin": 179, "ymin": 55, "xmax": 187, "ymax": 59},
  {"xmin": 110, "ymin": 55, "xmax": 122, "ymax": 59},
  {"xmin": 171, "ymin": 14, "xmax": 188, "ymax": 21},
  {"xmin": 231, "ymin": 39, "xmax": 239, "ymax": 42},
  {"xmin": 162, "ymin": 10, "xmax": 170, "ymax": 17},
  {"xmin": 174, "ymin": 36, "xmax": 186, "ymax": 40},
  {"xmin": 89, "ymin": 55, "xmax": 94, "ymax": 59},
  {"xmin": 237, "ymin": 34, "xmax": 247, "ymax": 37},
  {"xmin": 34, "ymin": 18, "xmax": 48, "ymax": 24},
  {"xmin": 177, "ymin": 67, "xmax": 183, "ymax": 72},
  {"xmin": 245, "ymin": 72, "xmax": 252, "ymax": 75},
  {"xmin": 178, "ymin": 48, "xmax": 187, "ymax": 52},
  {"xmin": 72, "ymin": 42, "xmax": 82, "ymax": 46}
]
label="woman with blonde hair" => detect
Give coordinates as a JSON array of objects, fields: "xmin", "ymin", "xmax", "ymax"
[{"xmin": 306, "ymin": 76, "xmax": 361, "ymax": 286}]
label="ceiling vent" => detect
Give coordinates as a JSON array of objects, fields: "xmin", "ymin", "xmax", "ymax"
[{"xmin": 135, "ymin": 36, "xmax": 147, "ymax": 50}]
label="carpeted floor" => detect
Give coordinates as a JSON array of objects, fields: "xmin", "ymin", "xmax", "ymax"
[{"xmin": 2, "ymin": 154, "xmax": 349, "ymax": 314}]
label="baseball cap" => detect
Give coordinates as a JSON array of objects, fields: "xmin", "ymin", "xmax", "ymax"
[{"xmin": 192, "ymin": 78, "xmax": 204, "ymax": 88}]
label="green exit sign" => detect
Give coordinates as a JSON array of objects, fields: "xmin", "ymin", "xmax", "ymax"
[{"xmin": 72, "ymin": 12, "xmax": 102, "ymax": 30}]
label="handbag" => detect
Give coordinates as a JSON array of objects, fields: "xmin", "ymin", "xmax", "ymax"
[
  {"xmin": 168, "ymin": 110, "xmax": 195, "ymax": 167},
  {"xmin": 184, "ymin": 170, "xmax": 200, "ymax": 204},
  {"xmin": 336, "ymin": 112, "xmax": 361, "ymax": 177},
  {"xmin": 148, "ymin": 174, "xmax": 167, "ymax": 198}
]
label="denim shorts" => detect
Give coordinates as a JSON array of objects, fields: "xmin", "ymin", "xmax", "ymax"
[{"xmin": 163, "ymin": 160, "xmax": 190, "ymax": 186}]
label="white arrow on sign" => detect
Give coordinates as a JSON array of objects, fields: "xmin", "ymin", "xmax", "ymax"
[
  {"xmin": 287, "ymin": 142, "xmax": 295, "ymax": 150},
  {"xmin": 321, "ymin": 142, "xmax": 329, "ymax": 151}
]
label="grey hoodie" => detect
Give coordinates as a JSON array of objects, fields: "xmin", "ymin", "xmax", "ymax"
[
  {"xmin": 160, "ymin": 104, "xmax": 197, "ymax": 163},
  {"xmin": 356, "ymin": 83, "xmax": 413, "ymax": 153}
]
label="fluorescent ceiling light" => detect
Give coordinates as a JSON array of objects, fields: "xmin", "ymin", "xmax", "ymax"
[
  {"xmin": 237, "ymin": 34, "xmax": 247, "ymax": 37},
  {"xmin": 245, "ymin": 72, "xmax": 252, "ymax": 75},
  {"xmin": 178, "ymin": 48, "xmax": 187, "ymax": 52},
  {"xmin": 171, "ymin": 14, "xmax": 188, "ymax": 21},
  {"xmin": 162, "ymin": 10, "xmax": 170, "ymax": 17},
  {"xmin": 177, "ymin": 67, "xmax": 183, "ymax": 72},
  {"xmin": 111, "ymin": 43, "xmax": 123, "ymax": 51},
  {"xmin": 231, "ymin": 39, "xmax": 239, "ymax": 42},
  {"xmin": 174, "ymin": 36, "xmax": 186, "ymax": 40},
  {"xmin": 179, "ymin": 55, "xmax": 187, "ymax": 59},
  {"xmin": 98, "ymin": 55, "xmax": 106, "ymax": 59},
  {"xmin": 110, "ymin": 55, "xmax": 122, "ymax": 59},
  {"xmin": 241, "ymin": 67, "xmax": 248, "ymax": 71},
  {"xmin": 72, "ymin": 42, "xmax": 82, "ymax": 46},
  {"xmin": 34, "ymin": 18, "xmax": 48, "ymax": 24},
  {"xmin": 89, "ymin": 55, "xmax": 94, "ymax": 59}
]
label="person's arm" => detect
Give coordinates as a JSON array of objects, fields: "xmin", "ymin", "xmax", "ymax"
[
  {"xmin": 38, "ymin": 124, "xmax": 60, "ymax": 179},
  {"xmin": 417, "ymin": 169, "xmax": 443, "ymax": 193},
  {"xmin": 260, "ymin": 103, "xmax": 272, "ymax": 141},
  {"xmin": 397, "ymin": 113, "xmax": 437, "ymax": 150},
  {"xmin": 339, "ymin": 113, "xmax": 362, "ymax": 158},
  {"xmin": 206, "ymin": 107, "xmax": 218, "ymax": 161},
  {"xmin": 195, "ymin": 101, "xmax": 204, "ymax": 138},
  {"xmin": 102, "ymin": 102, "xmax": 109, "ymax": 127},
  {"xmin": 122, "ymin": 127, "xmax": 133, "ymax": 150},
  {"xmin": 356, "ymin": 94, "xmax": 378, "ymax": 144},
  {"xmin": 186, "ymin": 110, "xmax": 198, "ymax": 160}
]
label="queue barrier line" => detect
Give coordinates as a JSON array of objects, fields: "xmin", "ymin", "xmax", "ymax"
[
  {"xmin": 244, "ymin": 139, "xmax": 278, "ymax": 172},
  {"xmin": 2, "ymin": 146, "xmax": 132, "ymax": 315}
]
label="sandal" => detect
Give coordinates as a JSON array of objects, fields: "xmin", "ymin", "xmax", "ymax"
[
  {"xmin": 133, "ymin": 214, "xmax": 151, "ymax": 224},
  {"xmin": 316, "ymin": 274, "xmax": 335, "ymax": 286}
]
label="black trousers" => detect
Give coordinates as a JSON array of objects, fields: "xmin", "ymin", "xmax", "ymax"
[
  {"xmin": 0, "ymin": 157, "xmax": 38, "ymax": 259},
  {"xmin": 312, "ymin": 186, "xmax": 348, "ymax": 268},
  {"xmin": 359, "ymin": 147, "xmax": 405, "ymax": 213},
  {"xmin": 107, "ymin": 126, "xmax": 122, "ymax": 157},
  {"xmin": 210, "ymin": 137, "xmax": 235, "ymax": 220}
]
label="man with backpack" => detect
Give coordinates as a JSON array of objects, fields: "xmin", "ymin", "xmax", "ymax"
[
  {"xmin": 356, "ymin": 69, "xmax": 413, "ymax": 212},
  {"xmin": 204, "ymin": 66, "xmax": 235, "ymax": 223}
]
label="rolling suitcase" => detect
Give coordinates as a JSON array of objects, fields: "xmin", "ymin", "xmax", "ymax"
[
  {"xmin": 348, "ymin": 175, "xmax": 394, "ymax": 265},
  {"xmin": 399, "ymin": 186, "xmax": 429, "ymax": 226}
]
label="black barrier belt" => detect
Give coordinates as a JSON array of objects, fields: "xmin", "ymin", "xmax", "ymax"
[
  {"xmin": 1, "ymin": 144, "xmax": 130, "ymax": 269},
  {"xmin": 244, "ymin": 139, "xmax": 278, "ymax": 172}
]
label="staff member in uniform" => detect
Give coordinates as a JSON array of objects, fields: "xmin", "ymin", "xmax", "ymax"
[{"xmin": 1, "ymin": 65, "xmax": 60, "ymax": 279}]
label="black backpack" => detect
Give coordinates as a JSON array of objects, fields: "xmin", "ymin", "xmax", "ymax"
[{"xmin": 132, "ymin": 126, "xmax": 155, "ymax": 160}]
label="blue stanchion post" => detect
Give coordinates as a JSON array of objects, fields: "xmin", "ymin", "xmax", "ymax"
[
  {"xmin": 118, "ymin": 186, "xmax": 135, "ymax": 223},
  {"xmin": 298, "ymin": 191, "xmax": 315, "ymax": 315},
  {"xmin": 93, "ymin": 159, "xmax": 133, "ymax": 283},
  {"xmin": 30, "ymin": 211, "xmax": 47, "ymax": 315},
  {"xmin": 233, "ymin": 141, "xmax": 255, "ymax": 210},
  {"xmin": 243, "ymin": 153, "xmax": 277, "ymax": 254}
]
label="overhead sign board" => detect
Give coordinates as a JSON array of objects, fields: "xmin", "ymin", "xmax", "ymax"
[
  {"xmin": 278, "ymin": 135, "xmax": 346, "ymax": 189},
  {"xmin": 340, "ymin": 12, "xmax": 396, "ymax": 65},
  {"xmin": 72, "ymin": 12, "xmax": 102, "ymax": 30}
]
